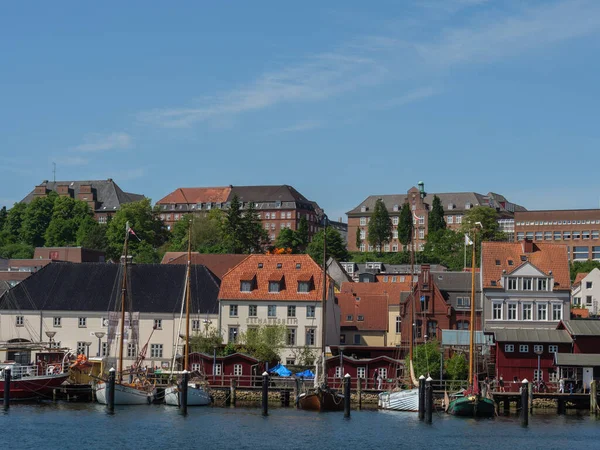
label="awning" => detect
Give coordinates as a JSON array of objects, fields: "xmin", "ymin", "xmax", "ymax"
[
  {"xmin": 268, "ymin": 363, "xmax": 292, "ymax": 377},
  {"xmin": 268, "ymin": 272, "xmax": 284, "ymax": 281},
  {"xmin": 442, "ymin": 330, "xmax": 492, "ymax": 346},
  {"xmin": 555, "ymin": 353, "xmax": 600, "ymax": 367}
]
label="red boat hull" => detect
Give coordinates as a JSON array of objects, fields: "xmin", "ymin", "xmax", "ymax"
[
  {"xmin": 299, "ymin": 389, "xmax": 345, "ymax": 412},
  {"xmin": 0, "ymin": 374, "xmax": 70, "ymax": 400}
]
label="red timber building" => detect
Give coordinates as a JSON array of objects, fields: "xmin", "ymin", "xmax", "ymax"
[{"xmin": 188, "ymin": 352, "xmax": 260, "ymax": 387}]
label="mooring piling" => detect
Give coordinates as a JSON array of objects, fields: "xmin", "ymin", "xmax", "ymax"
[
  {"xmin": 107, "ymin": 367, "xmax": 115, "ymax": 414},
  {"xmin": 180, "ymin": 370, "xmax": 189, "ymax": 415},
  {"xmin": 3, "ymin": 367, "xmax": 11, "ymax": 410},
  {"xmin": 425, "ymin": 376, "xmax": 433, "ymax": 424},
  {"xmin": 262, "ymin": 371, "xmax": 269, "ymax": 416},
  {"xmin": 344, "ymin": 374, "xmax": 351, "ymax": 419},
  {"xmin": 418, "ymin": 375, "xmax": 426, "ymax": 421},
  {"xmin": 520, "ymin": 379, "xmax": 529, "ymax": 427}
]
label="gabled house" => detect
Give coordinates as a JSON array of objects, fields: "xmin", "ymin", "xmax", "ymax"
[
  {"xmin": 337, "ymin": 291, "xmax": 389, "ymax": 347},
  {"xmin": 571, "ymin": 268, "xmax": 600, "ymax": 316}
]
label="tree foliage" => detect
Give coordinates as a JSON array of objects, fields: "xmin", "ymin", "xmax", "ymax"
[
  {"xmin": 461, "ymin": 206, "xmax": 506, "ymax": 242},
  {"xmin": 368, "ymin": 198, "xmax": 392, "ymax": 253},
  {"xmin": 307, "ymin": 227, "xmax": 350, "ymax": 263},
  {"xmin": 398, "ymin": 203, "xmax": 413, "ymax": 248},
  {"xmin": 413, "ymin": 340, "xmax": 441, "ymax": 379},
  {"xmin": 428, "ymin": 195, "xmax": 446, "ymax": 233},
  {"xmin": 295, "ymin": 216, "xmax": 309, "ymax": 252},
  {"xmin": 422, "ymin": 229, "xmax": 464, "ymax": 271},
  {"xmin": 274, "ymin": 227, "xmax": 296, "ymax": 250},
  {"xmin": 189, "ymin": 328, "xmax": 223, "ymax": 354},
  {"xmin": 221, "ymin": 196, "xmax": 268, "ymax": 253},
  {"xmin": 349, "ymin": 251, "xmax": 410, "ymax": 264},
  {"xmin": 0, "ymin": 242, "xmax": 34, "ymax": 259},
  {"xmin": 571, "ymin": 260, "xmax": 600, "ymax": 282},
  {"xmin": 0, "ymin": 206, "xmax": 7, "ymax": 231},
  {"xmin": 44, "ymin": 196, "xmax": 94, "ymax": 247},
  {"xmin": 3, "ymin": 202, "xmax": 27, "ymax": 243},
  {"xmin": 445, "ymin": 353, "xmax": 468, "ymax": 381},
  {"xmin": 237, "ymin": 325, "xmax": 287, "ymax": 363},
  {"xmin": 21, "ymin": 193, "xmax": 56, "ymax": 247},
  {"xmin": 223, "ymin": 194, "xmax": 244, "ymax": 253}
]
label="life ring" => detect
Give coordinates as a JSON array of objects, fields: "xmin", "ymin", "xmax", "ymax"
[{"xmin": 46, "ymin": 364, "xmax": 61, "ymax": 375}]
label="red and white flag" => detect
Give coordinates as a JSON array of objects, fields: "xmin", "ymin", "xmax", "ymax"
[{"xmin": 126, "ymin": 222, "xmax": 141, "ymax": 241}]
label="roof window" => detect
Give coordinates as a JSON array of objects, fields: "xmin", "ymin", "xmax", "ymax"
[
  {"xmin": 276, "ymin": 263, "xmax": 282, "ymax": 269},
  {"xmin": 258, "ymin": 263, "xmax": 263, "ymax": 269},
  {"xmin": 495, "ymin": 260, "xmax": 501, "ymax": 266},
  {"xmin": 508, "ymin": 260, "xmax": 514, "ymax": 266},
  {"xmin": 296, "ymin": 263, "xmax": 301, "ymax": 269},
  {"xmin": 490, "ymin": 280, "xmax": 497, "ymax": 286},
  {"xmin": 520, "ymin": 255, "xmax": 527, "ymax": 262}
]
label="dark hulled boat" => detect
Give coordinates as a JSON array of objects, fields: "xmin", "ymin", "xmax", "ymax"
[
  {"xmin": 446, "ymin": 394, "xmax": 495, "ymax": 417},
  {"xmin": 298, "ymin": 386, "xmax": 344, "ymax": 412}
]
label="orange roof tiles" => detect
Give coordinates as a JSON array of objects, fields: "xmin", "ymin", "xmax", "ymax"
[
  {"xmin": 573, "ymin": 272, "xmax": 588, "ymax": 286},
  {"xmin": 156, "ymin": 187, "xmax": 231, "ymax": 205},
  {"xmin": 164, "ymin": 254, "xmax": 247, "ymax": 280},
  {"xmin": 339, "ymin": 281, "xmax": 412, "ymax": 305},
  {"xmin": 481, "ymin": 241, "xmax": 570, "ymax": 290},
  {"xmin": 219, "ymin": 254, "xmax": 328, "ymax": 302},
  {"xmin": 338, "ymin": 292, "xmax": 389, "ymax": 331}
]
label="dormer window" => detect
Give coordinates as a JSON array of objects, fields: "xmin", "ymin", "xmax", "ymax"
[
  {"xmin": 297, "ymin": 274, "xmax": 313, "ymax": 293},
  {"xmin": 537, "ymin": 278, "xmax": 548, "ymax": 291},
  {"xmin": 269, "ymin": 281, "xmax": 281, "ymax": 293},
  {"xmin": 240, "ymin": 279, "xmax": 254, "ymax": 292},
  {"xmin": 495, "ymin": 260, "xmax": 501, "ymax": 265},
  {"xmin": 507, "ymin": 278, "xmax": 517, "ymax": 290},
  {"xmin": 393, "ymin": 204, "xmax": 399, "ymax": 212},
  {"xmin": 258, "ymin": 263, "xmax": 263, "ymax": 269},
  {"xmin": 361, "ymin": 205, "xmax": 367, "ymax": 212},
  {"xmin": 296, "ymin": 263, "xmax": 301, "ymax": 269},
  {"xmin": 508, "ymin": 260, "xmax": 514, "ymax": 266},
  {"xmin": 276, "ymin": 263, "xmax": 282, "ymax": 269}
]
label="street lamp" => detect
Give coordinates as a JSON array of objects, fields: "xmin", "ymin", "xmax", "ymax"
[
  {"xmin": 84, "ymin": 342, "xmax": 92, "ymax": 358},
  {"xmin": 45, "ymin": 331, "xmax": 56, "ymax": 348},
  {"xmin": 534, "ymin": 348, "xmax": 543, "ymax": 385},
  {"xmin": 94, "ymin": 332, "xmax": 105, "ymax": 357},
  {"xmin": 213, "ymin": 345, "xmax": 217, "ymax": 376}
]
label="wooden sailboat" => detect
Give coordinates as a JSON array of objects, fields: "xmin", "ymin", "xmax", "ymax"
[
  {"xmin": 298, "ymin": 218, "xmax": 344, "ymax": 412},
  {"xmin": 96, "ymin": 222, "xmax": 155, "ymax": 405},
  {"xmin": 446, "ymin": 232, "xmax": 495, "ymax": 418},
  {"xmin": 165, "ymin": 220, "xmax": 211, "ymax": 407}
]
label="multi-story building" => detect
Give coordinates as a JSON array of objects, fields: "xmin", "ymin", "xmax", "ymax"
[
  {"xmin": 218, "ymin": 254, "xmax": 339, "ymax": 366},
  {"xmin": 337, "ymin": 291, "xmax": 389, "ymax": 347},
  {"xmin": 347, "ymin": 184, "xmax": 524, "ymax": 252},
  {"xmin": 156, "ymin": 185, "xmax": 322, "ymax": 241},
  {"xmin": 481, "ymin": 240, "xmax": 571, "ymax": 332},
  {"xmin": 21, "ymin": 179, "xmax": 144, "ymax": 224},
  {"xmin": 572, "ymin": 268, "xmax": 600, "ymax": 315},
  {"xmin": 514, "ymin": 209, "xmax": 600, "ymax": 261},
  {"xmin": 0, "ymin": 263, "xmax": 220, "ymax": 368},
  {"xmin": 339, "ymin": 261, "xmax": 446, "ymax": 282}
]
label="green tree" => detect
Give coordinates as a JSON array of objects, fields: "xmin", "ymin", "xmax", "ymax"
[
  {"xmin": 445, "ymin": 353, "xmax": 468, "ymax": 382},
  {"xmin": 44, "ymin": 196, "xmax": 94, "ymax": 247},
  {"xmin": 223, "ymin": 194, "xmax": 244, "ymax": 253},
  {"xmin": 189, "ymin": 328, "xmax": 224, "ymax": 354},
  {"xmin": 307, "ymin": 227, "xmax": 350, "ymax": 263},
  {"xmin": 461, "ymin": 206, "xmax": 505, "ymax": 242},
  {"xmin": 242, "ymin": 202, "xmax": 268, "ymax": 253},
  {"xmin": 237, "ymin": 325, "xmax": 287, "ymax": 362},
  {"xmin": 428, "ymin": 195, "xmax": 446, "ymax": 233},
  {"xmin": 21, "ymin": 193, "xmax": 57, "ymax": 247},
  {"xmin": 77, "ymin": 218, "xmax": 108, "ymax": 252},
  {"xmin": 349, "ymin": 250, "xmax": 410, "ymax": 265},
  {"xmin": 368, "ymin": 198, "xmax": 392, "ymax": 254},
  {"xmin": 570, "ymin": 260, "xmax": 600, "ymax": 281},
  {"xmin": 3, "ymin": 202, "xmax": 27, "ymax": 243},
  {"xmin": 355, "ymin": 225, "xmax": 362, "ymax": 251},
  {"xmin": 295, "ymin": 216, "xmax": 309, "ymax": 252},
  {"xmin": 398, "ymin": 203, "xmax": 413, "ymax": 249},
  {"xmin": 274, "ymin": 227, "xmax": 296, "ymax": 251},
  {"xmin": 105, "ymin": 199, "xmax": 168, "ymax": 261},
  {"xmin": 0, "ymin": 242, "xmax": 34, "ymax": 259},
  {"xmin": 422, "ymin": 229, "xmax": 464, "ymax": 271},
  {"xmin": 413, "ymin": 340, "xmax": 441, "ymax": 379},
  {"xmin": 0, "ymin": 206, "xmax": 7, "ymax": 231}
]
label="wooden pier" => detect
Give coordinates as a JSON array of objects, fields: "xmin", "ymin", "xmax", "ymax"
[{"xmin": 491, "ymin": 391, "xmax": 595, "ymax": 414}]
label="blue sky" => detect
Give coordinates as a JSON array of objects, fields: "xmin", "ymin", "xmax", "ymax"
[{"xmin": 1, "ymin": 0, "xmax": 600, "ymax": 221}]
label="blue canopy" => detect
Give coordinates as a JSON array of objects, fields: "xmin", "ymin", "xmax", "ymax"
[
  {"xmin": 269, "ymin": 364, "xmax": 292, "ymax": 377},
  {"xmin": 294, "ymin": 369, "xmax": 315, "ymax": 379}
]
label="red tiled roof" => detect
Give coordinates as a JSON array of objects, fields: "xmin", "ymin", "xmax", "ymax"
[
  {"xmin": 240, "ymin": 271, "xmax": 256, "ymax": 281},
  {"xmin": 268, "ymin": 271, "xmax": 284, "ymax": 282},
  {"xmin": 338, "ymin": 293, "xmax": 388, "ymax": 331},
  {"xmin": 481, "ymin": 241, "xmax": 570, "ymax": 290},
  {"xmin": 339, "ymin": 281, "xmax": 411, "ymax": 305},
  {"xmin": 156, "ymin": 187, "xmax": 231, "ymax": 205},
  {"xmin": 297, "ymin": 273, "xmax": 314, "ymax": 282},
  {"xmin": 163, "ymin": 253, "xmax": 247, "ymax": 279},
  {"xmin": 219, "ymin": 254, "xmax": 328, "ymax": 301},
  {"xmin": 573, "ymin": 272, "xmax": 588, "ymax": 286}
]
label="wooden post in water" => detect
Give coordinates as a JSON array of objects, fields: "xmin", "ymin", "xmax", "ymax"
[
  {"xmin": 230, "ymin": 378, "xmax": 237, "ymax": 407},
  {"xmin": 418, "ymin": 375, "xmax": 426, "ymax": 421},
  {"xmin": 344, "ymin": 374, "xmax": 351, "ymax": 419},
  {"xmin": 590, "ymin": 380, "xmax": 597, "ymax": 414},
  {"xmin": 180, "ymin": 370, "xmax": 189, "ymax": 415},
  {"xmin": 107, "ymin": 367, "xmax": 116, "ymax": 414},
  {"xmin": 294, "ymin": 377, "xmax": 300, "ymax": 408},
  {"xmin": 528, "ymin": 381, "xmax": 533, "ymax": 414},
  {"xmin": 520, "ymin": 379, "xmax": 529, "ymax": 427},
  {"xmin": 503, "ymin": 398, "xmax": 510, "ymax": 416},
  {"xmin": 262, "ymin": 372, "xmax": 269, "ymax": 416},
  {"xmin": 357, "ymin": 377, "xmax": 363, "ymax": 410},
  {"xmin": 3, "ymin": 367, "xmax": 11, "ymax": 410},
  {"xmin": 425, "ymin": 376, "xmax": 433, "ymax": 424}
]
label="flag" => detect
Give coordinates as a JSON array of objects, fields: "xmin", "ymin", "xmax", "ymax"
[
  {"xmin": 465, "ymin": 234, "xmax": 474, "ymax": 246},
  {"xmin": 126, "ymin": 221, "xmax": 142, "ymax": 241}
]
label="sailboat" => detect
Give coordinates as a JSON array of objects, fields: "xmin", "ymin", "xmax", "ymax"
[
  {"xmin": 446, "ymin": 231, "xmax": 495, "ymax": 418},
  {"xmin": 165, "ymin": 220, "xmax": 211, "ymax": 407},
  {"xmin": 379, "ymin": 228, "xmax": 419, "ymax": 412},
  {"xmin": 298, "ymin": 218, "xmax": 344, "ymax": 412},
  {"xmin": 96, "ymin": 222, "xmax": 155, "ymax": 405}
]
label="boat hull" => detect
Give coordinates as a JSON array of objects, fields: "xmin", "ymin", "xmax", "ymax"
[
  {"xmin": 164, "ymin": 384, "xmax": 212, "ymax": 406},
  {"xmin": 378, "ymin": 388, "xmax": 419, "ymax": 412},
  {"xmin": 447, "ymin": 395, "xmax": 495, "ymax": 418},
  {"xmin": 0, "ymin": 373, "xmax": 69, "ymax": 400},
  {"xmin": 298, "ymin": 389, "xmax": 344, "ymax": 412},
  {"xmin": 95, "ymin": 382, "xmax": 153, "ymax": 405}
]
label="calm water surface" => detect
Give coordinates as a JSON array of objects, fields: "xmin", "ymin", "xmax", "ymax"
[{"xmin": 2, "ymin": 403, "xmax": 598, "ymax": 450}]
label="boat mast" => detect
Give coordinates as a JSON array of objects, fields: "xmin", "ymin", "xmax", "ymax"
[
  {"xmin": 409, "ymin": 226, "xmax": 415, "ymax": 363},
  {"xmin": 184, "ymin": 219, "xmax": 192, "ymax": 372},
  {"xmin": 117, "ymin": 222, "xmax": 130, "ymax": 383},
  {"xmin": 468, "ymin": 235, "xmax": 476, "ymax": 387},
  {"xmin": 321, "ymin": 216, "xmax": 328, "ymax": 387}
]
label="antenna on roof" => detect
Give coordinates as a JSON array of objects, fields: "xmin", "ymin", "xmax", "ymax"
[{"xmin": 52, "ymin": 162, "xmax": 56, "ymax": 182}]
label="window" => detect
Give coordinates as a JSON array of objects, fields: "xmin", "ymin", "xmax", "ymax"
[
  {"xmin": 360, "ymin": 217, "xmax": 367, "ymax": 226},
  {"xmin": 537, "ymin": 278, "xmax": 548, "ymax": 291},
  {"xmin": 357, "ymin": 315, "xmax": 364, "ymax": 321},
  {"xmin": 533, "ymin": 369, "xmax": 542, "ymax": 382},
  {"xmin": 492, "ymin": 302, "xmax": 503, "ymax": 320},
  {"xmin": 592, "ymin": 230, "xmax": 599, "ymax": 239},
  {"xmin": 77, "ymin": 342, "xmax": 86, "ymax": 355},
  {"xmin": 286, "ymin": 359, "xmax": 296, "ymax": 366},
  {"xmin": 586, "ymin": 281, "xmax": 593, "ymax": 289},
  {"xmin": 154, "ymin": 319, "xmax": 162, "ymax": 329},
  {"xmin": 537, "ymin": 303, "xmax": 548, "ymax": 321},
  {"xmin": 229, "ymin": 305, "xmax": 238, "ymax": 317},
  {"xmin": 593, "ymin": 246, "xmax": 600, "ymax": 260},
  {"xmin": 268, "ymin": 281, "xmax": 281, "ymax": 293},
  {"xmin": 549, "ymin": 345, "xmax": 558, "ymax": 353},
  {"xmin": 418, "ymin": 229, "xmax": 425, "ymax": 239},
  {"xmin": 573, "ymin": 231, "xmax": 581, "ymax": 240},
  {"xmin": 507, "ymin": 278, "xmax": 517, "ymax": 290},
  {"xmin": 583, "ymin": 231, "xmax": 590, "ymax": 240},
  {"xmin": 554, "ymin": 231, "xmax": 561, "ymax": 240},
  {"xmin": 346, "ymin": 314, "xmax": 353, "ymax": 322},
  {"xmin": 240, "ymin": 280, "xmax": 253, "ymax": 292},
  {"xmin": 353, "ymin": 334, "xmax": 361, "ymax": 345},
  {"xmin": 392, "ymin": 230, "xmax": 398, "ymax": 240},
  {"xmin": 508, "ymin": 303, "xmax": 517, "ymax": 320},
  {"xmin": 127, "ymin": 342, "xmax": 137, "ymax": 358},
  {"xmin": 298, "ymin": 281, "xmax": 310, "ymax": 293},
  {"xmin": 395, "ymin": 316, "xmax": 401, "ymax": 333},
  {"xmin": 246, "ymin": 305, "xmax": 256, "ymax": 317},
  {"xmin": 457, "ymin": 297, "xmax": 471, "ymax": 308},
  {"xmin": 192, "ymin": 319, "xmax": 200, "ymax": 331},
  {"xmin": 268, "ymin": 305, "xmax": 277, "ymax": 317},
  {"xmin": 306, "ymin": 305, "xmax": 316, "ymax": 318},
  {"xmin": 234, "ymin": 364, "xmax": 243, "ymax": 376},
  {"xmin": 306, "ymin": 328, "xmax": 316, "ymax": 345},
  {"xmin": 192, "ymin": 363, "xmax": 201, "ymax": 372},
  {"xmin": 534, "ymin": 345, "xmax": 543, "ymax": 353},
  {"xmin": 415, "ymin": 320, "xmax": 422, "ymax": 338},
  {"xmin": 586, "ymin": 296, "xmax": 593, "ymax": 306},
  {"xmin": 357, "ymin": 367, "xmax": 366, "ymax": 379},
  {"xmin": 287, "ymin": 306, "xmax": 296, "ymax": 317},
  {"xmin": 335, "ymin": 366, "xmax": 342, "ymax": 378},
  {"xmin": 573, "ymin": 246, "xmax": 589, "ymax": 260},
  {"xmin": 287, "ymin": 328, "xmax": 296, "ymax": 345},
  {"xmin": 101, "ymin": 342, "xmax": 108, "ymax": 357},
  {"xmin": 563, "ymin": 231, "xmax": 571, "ymax": 240},
  {"xmin": 427, "ymin": 320, "xmax": 438, "ymax": 338},
  {"xmin": 456, "ymin": 215, "xmax": 462, "ymax": 224},
  {"xmin": 552, "ymin": 304, "xmax": 562, "ymax": 321},
  {"xmin": 392, "ymin": 217, "xmax": 399, "ymax": 225},
  {"xmin": 340, "ymin": 334, "xmax": 346, "ymax": 344},
  {"xmin": 379, "ymin": 368, "xmax": 388, "ymax": 379},
  {"xmin": 150, "ymin": 344, "xmax": 163, "ymax": 358},
  {"xmin": 418, "ymin": 215, "xmax": 425, "ymax": 225},
  {"xmin": 519, "ymin": 344, "xmax": 529, "ymax": 353},
  {"xmin": 535, "ymin": 232, "xmax": 543, "ymax": 241},
  {"xmin": 522, "ymin": 278, "xmax": 533, "ymax": 290},
  {"xmin": 78, "ymin": 317, "xmax": 87, "ymax": 328},
  {"xmin": 457, "ymin": 320, "xmax": 469, "ymax": 330},
  {"xmin": 214, "ymin": 364, "xmax": 222, "ymax": 376},
  {"xmin": 447, "ymin": 216, "xmax": 454, "ymax": 224},
  {"xmin": 16, "ymin": 316, "xmax": 24, "ymax": 327},
  {"xmin": 573, "ymin": 297, "xmax": 581, "ymax": 307},
  {"xmin": 517, "ymin": 232, "xmax": 525, "ymax": 241},
  {"xmin": 544, "ymin": 231, "xmax": 552, "ymax": 240},
  {"xmin": 228, "ymin": 327, "xmax": 238, "ymax": 343},
  {"xmin": 522, "ymin": 303, "xmax": 533, "ymax": 321},
  {"xmin": 53, "ymin": 317, "xmax": 61, "ymax": 327}
]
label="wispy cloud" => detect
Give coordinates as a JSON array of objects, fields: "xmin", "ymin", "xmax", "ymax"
[
  {"xmin": 265, "ymin": 120, "xmax": 324, "ymax": 134},
  {"xmin": 375, "ymin": 87, "xmax": 440, "ymax": 110},
  {"xmin": 72, "ymin": 132, "xmax": 133, "ymax": 153},
  {"xmin": 55, "ymin": 156, "xmax": 89, "ymax": 166}
]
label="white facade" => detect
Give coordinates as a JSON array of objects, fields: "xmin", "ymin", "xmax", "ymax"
[{"xmin": 572, "ymin": 268, "xmax": 600, "ymax": 314}]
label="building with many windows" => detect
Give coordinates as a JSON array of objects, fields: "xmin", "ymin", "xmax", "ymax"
[
  {"xmin": 481, "ymin": 240, "xmax": 571, "ymax": 332},
  {"xmin": 514, "ymin": 209, "xmax": 600, "ymax": 261},
  {"xmin": 217, "ymin": 254, "xmax": 339, "ymax": 366},
  {"xmin": 571, "ymin": 269, "xmax": 600, "ymax": 316}
]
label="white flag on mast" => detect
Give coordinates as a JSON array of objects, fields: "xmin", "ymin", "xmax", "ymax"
[{"xmin": 465, "ymin": 234, "xmax": 474, "ymax": 246}]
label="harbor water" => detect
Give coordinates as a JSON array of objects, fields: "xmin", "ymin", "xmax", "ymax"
[{"xmin": 2, "ymin": 403, "xmax": 599, "ymax": 450}]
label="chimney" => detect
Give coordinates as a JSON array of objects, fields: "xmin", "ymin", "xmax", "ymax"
[{"xmin": 522, "ymin": 239, "xmax": 534, "ymax": 254}]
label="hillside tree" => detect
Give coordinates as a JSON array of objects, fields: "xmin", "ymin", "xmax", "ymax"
[
  {"xmin": 398, "ymin": 203, "xmax": 413, "ymax": 249},
  {"xmin": 368, "ymin": 198, "xmax": 392, "ymax": 253},
  {"xmin": 428, "ymin": 195, "xmax": 446, "ymax": 233},
  {"xmin": 307, "ymin": 227, "xmax": 349, "ymax": 263}
]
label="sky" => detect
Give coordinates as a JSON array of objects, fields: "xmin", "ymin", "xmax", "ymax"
[{"xmin": 1, "ymin": 0, "xmax": 600, "ymax": 221}]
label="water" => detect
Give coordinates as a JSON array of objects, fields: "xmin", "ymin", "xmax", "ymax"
[{"xmin": 2, "ymin": 403, "xmax": 598, "ymax": 450}]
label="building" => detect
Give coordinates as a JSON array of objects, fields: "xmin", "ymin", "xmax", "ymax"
[
  {"xmin": 162, "ymin": 253, "xmax": 247, "ymax": 280},
  {"xmin": 325, "ymin": 355, "xmax": 402, "ymax": 390},
  {"xmin": 339, "ymin": 261, "xmax": 446, "ymax": 282},
  {"xmin": 571, "ymin": 269, "xmax": 600, "ymax": 315},
  {"xmin": 218, "ymin": 254, "xmax": 340, "ymax": 366},
  {"xmin": 337, "ymin": 290, "xmax": 389, "ymax": 347},
  {"xmin": 481, "ymin": 240, "xmax": 571, "ymax": 332},
  {"xmin": 328, "ymin": 218, "xmax": 348, "ymax": 244},
  {"xmin": 188, "ymin": 352, "xmax": 260, "ymax": 386},
  {"xmin": 347, "ymin": 184, "xmax": 525, "ymax": 252},
  {"xmin": 514, "ymin": 209, "xmax": 600, "ymax": 261},
  {"xmin": 156, "ymin": 185, "xmax": 322, "ymax": 241},
  {"xmin": 33, "ymin": 247, "xmax": 105, "ymax": 263},
  {"xmin": 21, "ymin": 179, "xmax": 144, "ymax": 223},
  {"xmin": 0, "ymin": 262, "xmax": 220, "ymax": 368}
]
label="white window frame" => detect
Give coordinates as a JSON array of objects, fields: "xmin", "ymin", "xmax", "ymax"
[
  {"xmin": 548, "ymin": 345, "xmax": 558, "ymax": 353},
  {"xmin": 154, "ymin": 318, "xmax": 163, "ymax": 329},
  {"xmin": 306, "ymin": 305, "xmax": 316, "ymax": 318},
  {"xmin": 229, "ymin": 305, "xmax": 238, "ymax": 317},
  {"xmin": 233, "ymin": 364, "xmax": 243, "ymax": 376},
  {"xmin": 78, "ymin": 317, "xmax": 87, "ymax": 328},
  {"xmin": 552, "ymin": 303, "xmax": 563, "ymax": 321},
  {"xmin": 16, "ymin": 316, "xmax": 24, "ymax": 327},
  {"xmin": 522, "ymin": 303, "xmax": 533, "ymax": 321},
  {"xmin": 507, "ymin": 303, "xmax": 518, "ymax": 320},
  {"xmin": 537, "ymin": 303, "xmax": 548, "ymax": 321},
  {"xmin": 53, "ymin": 317, "xmax": 62, "ymax": 327},
  {"xmin": 357, "ymin": 367, "xmax": 366, "ymax": 379},
  {"xmin": 214, "ymin": 364, "xmax": 222, "ymax": 376},
  {"xmin": 492, "ymin": 302, "xmax": 503, "ymax": 320},
  {"xmin": 519, "ymin": 344, "xmax": 529, "ymax": 353},
  {"xmin": 534, "ymin": 345, "xmax": 543, "ymax": 353},
  {"xmin": 150, "ymin": 344, "xmax": 163, "ymax": 358}
]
